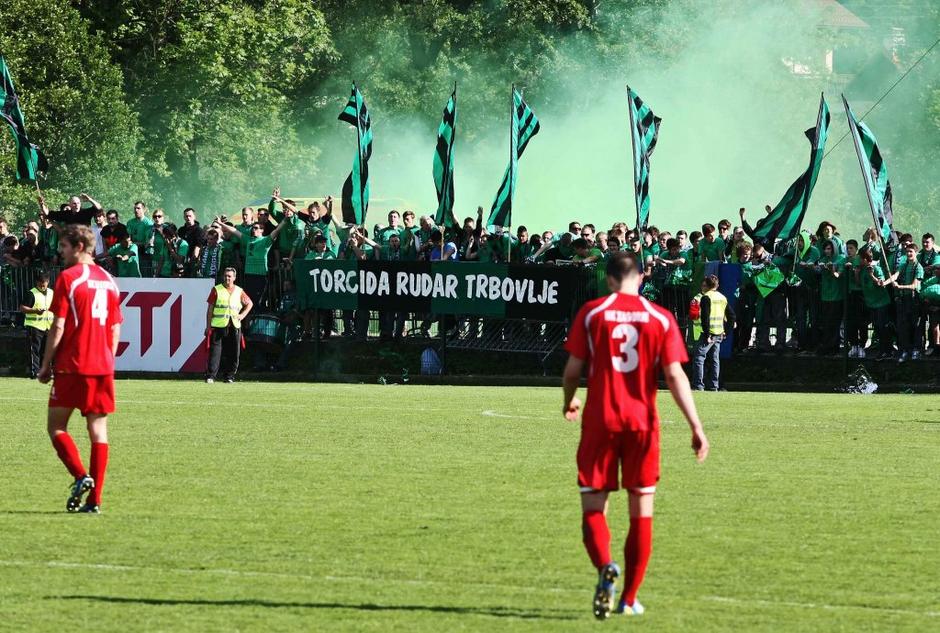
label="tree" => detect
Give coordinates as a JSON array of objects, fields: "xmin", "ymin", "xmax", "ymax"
[
  {"xmin": 0, "ymin": 0, "xmax": 149, "ymax": 227},
  {"xmin": 78, "ymin": 0, "xmax": 337, "ymax": 216}
]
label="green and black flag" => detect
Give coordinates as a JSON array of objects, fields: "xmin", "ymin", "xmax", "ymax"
[
  {"xmin": 627, "ymin": 86, "xmax": 661, "ymax": 231},
  {"xmin": 433, "ymin": 85, "xmax": 457, "ymax": 228},
  {"xmin": 338, "ymin": 84, "xmax": 373, "ymax": 225},
  {"xmin": 842, "ymin": 95, "xmax": 895, "ymax": 248},
  {"xmin": 751, "ymin": 93, "xmax": 830, "ymax": 245},
  {"xmin": 0, "ymin": 55, "xmax": 47, "ymax": 183},
  {"xmin": 487, "ymin": 86, "xmax": 540, "ymax": 228}
]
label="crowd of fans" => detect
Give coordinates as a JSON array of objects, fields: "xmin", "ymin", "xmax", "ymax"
[{"xmin": 2, "ymin": 191, "xmax": 938, "ymax": 361}]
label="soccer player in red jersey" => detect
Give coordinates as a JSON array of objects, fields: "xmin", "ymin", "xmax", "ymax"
[
  {"xmin": 37, "ymin": 225, "xmax": 123, "ymax": 514},
  {"xmin": 562, "ymin": 251, "xmax": 709, "ymax": 618}
]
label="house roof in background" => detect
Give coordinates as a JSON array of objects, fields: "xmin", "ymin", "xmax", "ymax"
[{"xmin": 809, "ymin": 0, "xmax": 869, "ymax": 29}]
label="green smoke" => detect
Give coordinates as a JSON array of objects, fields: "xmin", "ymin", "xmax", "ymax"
[{"xmin": 303, "ymin": 0, "xmax": 938, "ymax": 239}]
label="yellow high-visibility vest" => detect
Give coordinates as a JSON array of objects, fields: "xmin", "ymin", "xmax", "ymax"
[
  {"xmin": 211, "ymin": 284, "xmax": 243, "ymax": 329},
  {"xmin": 703, "ymin": 289, "xmax": 728, "ymax": 336},
  {"xmin": 24, "ymin": 287, "xmax": 53, "ymax": 331}
]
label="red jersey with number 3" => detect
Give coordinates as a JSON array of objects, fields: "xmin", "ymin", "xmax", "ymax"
[
  {"xmin": 565, "ymin": 292, "xmax": 687, "ymax": 432},
  {"xmin": 50, "ymin": 263, "xmax": 123, "ymax": 375}
]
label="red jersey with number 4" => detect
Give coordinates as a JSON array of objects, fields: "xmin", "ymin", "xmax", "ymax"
[
  {"xmin": 565, "ymin": 292, "xmax": 687, "ymax": 432},
  {"xmin": 50, "ymin": 263, "xmax": 123, "ymax": 375}
]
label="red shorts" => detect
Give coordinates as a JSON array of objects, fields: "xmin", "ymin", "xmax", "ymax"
[
  {"xmin": 577, "ymin": 426, "xmax": 659, "ymax": 493},
  {"xmin": 49, "ymin": 373, "xmax": 116, "ymax": 416}
]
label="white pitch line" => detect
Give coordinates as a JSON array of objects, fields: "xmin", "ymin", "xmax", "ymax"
[
  {"xmin": 2, "ymin": 560, "xmax": 936, "ymax": 618},
  {"xmin": 481, "ymin": 410, "xmax": 550, "ymax": 421},
  {"xmin": 0, "ymin": 559, "xmax": 579, "ymax": 595},
  {"xmin": 0, "ymin": 396, "xmax": 453, "ymax": 412},
  {"xmin": 704, "ymin": 595, "xmax": 940, "ymax": 618}
]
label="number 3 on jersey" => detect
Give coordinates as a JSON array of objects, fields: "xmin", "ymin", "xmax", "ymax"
[
  {"xmin": 611, "ymin": 323, "xmax": 639, "ymax": 373},
  {"xmin": 91, "ymin": 288, "xmax": 109, "ymax": 326}
]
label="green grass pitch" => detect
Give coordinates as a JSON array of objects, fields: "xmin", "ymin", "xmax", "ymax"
[{"xmin": 1, "ymin": 378, "xmax": 938, "ymax": 631}]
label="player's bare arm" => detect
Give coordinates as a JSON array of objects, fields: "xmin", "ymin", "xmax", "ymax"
[
  {"xmin": 662, "ymin": 361, "xmax": 709, "ymax": 463},
  {"xmin": 562, "ymin": 355, "xmax": 584, "ymax": 421},
  {"xmin": 37, "ymin": 316, "xmax": 66, "ymax": 384},
  {"xmin": 111, "ymin": 323, "xmax": 121, "ymax": 357}
]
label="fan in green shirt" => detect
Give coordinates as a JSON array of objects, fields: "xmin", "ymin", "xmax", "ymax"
[
  {"xmin": 513, "ymin": 227, "xmax": 538, "ymax": 262},
  {"xmin": 817, "ymin": 241, "xmax": 845, "ymax": 302},
  {"xmin": 698, "ymin": 225, "xmax": 726, "ymax": 263},
  {"xmin": 375, "ymin": 210, "xmax": 407, "ymax": 246},
  {"xmin": 918, "ymin": 234, "xmax": 939, "ymax": 274},
  {"xmin": 815, "ymin": 221, "xmax": 846, "ymax": 257},
  {"xmin": 304, "ymin": 235, "xmax": 335, "ymax": 260},
  {"xmin": 474, "ymin": 231, "xmax": 510, "ymax": 263},
  {"xmin": 40, "ymin": 221, "xmax": 59, "ymax": 263},
  {"xmin": 150, "ymin": 214, "xmax": 169, "ymax": 273},
  {"xmin": 860, "ymin": 258, "xmax": 891, "ymax": 309},
  {"xmin": 379, "ymin": 234, "xmax": 414, "ymax": 261},
  {"xmin": 791, "ymin": 230, "xmax": 821, "ymax": 287},
  {"xmin": 155, "ymin": 224, "xmax": 189, "ymax": 277},
  {"xmin": 572, "ymin": 238, "xmax": 603, "ymax": 263},
  {"xmin": 341, "ymin": 227, "xmax": 374, "ymax": 260},
  {"xmin": 299, "ymin": 199, "xmax": 340, "ymax": 256},
  {"xmin": 843, "ymin": 244, "xmax": 863, "ymax": 293},
  {"xmin": 267, "ymin": 194, "xmax": 309, "ymax": 259},
  {"xmin": 218, "ymin": 215, "xmax": 287, "ymax": 275},
  {"xmin": 859, "ymin": 228, "xmax": 883, "ymax": 263},
  {"xmin": 108, "ymin": 233, "xmax": 141, "ymax": 277},
  {"xmin": 126, "ymin": 213, "xmax": 154, "ymax": 255},
  {"xmin": 891, "ymin": 249, "xmax": 924, "ymax": 297},
  {"xmin": 355, "ymin": 231, "xmax": 409, "ymax": 261},
  {"xmin": 661, "ymin": 244, "xmax": 693, "ymax": 287},
  {"xmin": 816, "ymin": 239, "xmax": 846, "ymax": 354},
  {"xmin": 922, "ymin": 270, "xmax": 940, "ymax": 305},
  {"xmin": 417, "ymin": 216, "xmax": 436, "ymax": 245}
]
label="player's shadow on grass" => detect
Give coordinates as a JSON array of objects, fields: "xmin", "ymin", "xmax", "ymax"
[
  {"xmin": 54, "ymin": 595, "xmax": 577, "ymax": 621},
  {"xmin": 0, "ymin": 510, "xmax": 64, "ymax": 515}
]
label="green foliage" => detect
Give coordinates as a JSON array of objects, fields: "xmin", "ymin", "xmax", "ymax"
[
  {"xmin": 79, "ymin": 0, "xmax": 337, "ymax": 218},
  {"xmin": 0, "ymin": 0, "xmax": 148, "ymax": 226},
  {"xmin": 0, "ymin": 0, "xmax": 936, "ymax": 234}
]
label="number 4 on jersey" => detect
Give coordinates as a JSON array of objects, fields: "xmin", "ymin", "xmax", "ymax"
[{"xmin": 91, "ymin": 288, "xmax": 109, "ymax": 326}]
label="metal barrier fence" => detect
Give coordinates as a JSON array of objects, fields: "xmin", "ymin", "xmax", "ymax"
[
  {"xmin": 0, "ymin": 260, "xmax": 599, "ymax": 335},
  {"xmin": 2, "ymin": 260, "xmax": 933, "ymax": 362}
]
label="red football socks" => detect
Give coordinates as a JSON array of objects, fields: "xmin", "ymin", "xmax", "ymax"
[
  {"xmin": 51, "ymin": 433, "xmax": 86, "ymax": 479},
  {"xmin": 621, "ymin": 516, "xmax": 653, "ymax": 606},
  {"xmin": 89, "ymin": 443, "xmax": 109, "ymax": 506},
  {"xmin": 582, "ymin": 510, "xmax": 612, "ymax": 570}
]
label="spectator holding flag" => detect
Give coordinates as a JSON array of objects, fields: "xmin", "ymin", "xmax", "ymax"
[
  {"xmin": 860, "ymin": 250, "xmax": 893, "ymax": 360},
  {"xmin": 817, "ymin": 239, "xmax": 845, "ymax": 355},
  {"xmin": 891, "ymin": 243, "xmax": 924, "ymax": 362}
]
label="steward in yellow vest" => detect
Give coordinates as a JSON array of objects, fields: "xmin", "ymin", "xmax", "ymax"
[
  {"xmin": 211, "ymin": 284, "xmax": 245, "ymax": 329},
  {"xmin": 701, "ymin": 289, "xmax": 729, "ymax": 336},
  {"xmin": 205, "ymin": 267, "xmax": 253, "ymax": 383},
  {"xmin": 20, "ymin": 273, "xmax": 54, "ymax": 378},
  {"xmin": 24, "ymin": 285, "xmax": 54, "ymax": 331},
  {"xmin": 691, "ymin": 275, "xmax": 735, "ymax": 391}
]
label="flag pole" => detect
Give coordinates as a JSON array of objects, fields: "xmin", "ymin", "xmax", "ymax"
[
  {"xmin": 445, "ymin": 81, "xmax": 457, "ymax": 235},
  {"xmin": 450, "ymin": 81, "xmax": 457, "ymax": 233},
  {"xmin": 841, "ymin": 94, "xmax": 892, "ymax": 274},
  {"xmin": 626, "ymin": 85, "xmax": 641, "ymax": 232},
  {"xmin": 506, "ymin": 84, "xmax": 514, "ymax": 264},
  {"xmin": 354, "ymin": 82, "xmax": 363, "ymax": 228}
]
